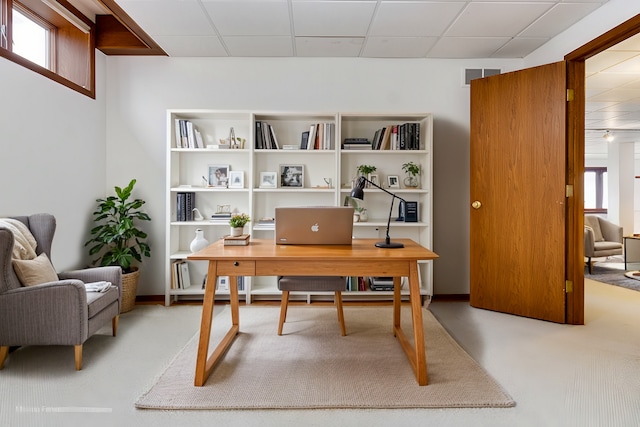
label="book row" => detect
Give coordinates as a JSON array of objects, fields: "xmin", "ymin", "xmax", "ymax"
[
  {"xmin": 176, "ymin": 192, "xmax": 195, "ymax": 221},
  {"xmin": 175, "ymin": 119, "xmax": 204, "ymax": 149},
  {"xmin": 342, "ymin": 122, "xmax": 421, "ymax": 150}
]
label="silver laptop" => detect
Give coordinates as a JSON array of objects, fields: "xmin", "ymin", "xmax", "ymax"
[{"xmin": 275, "ymin": 206, "xmax": 354, "ymax": 245}]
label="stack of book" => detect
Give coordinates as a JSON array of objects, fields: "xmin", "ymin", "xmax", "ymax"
[
  {"xmin": 342, "ymin": 138, "xmax": 372, "ymax": 150},
  {"xmin": 176, "ymin": 192, "xmax": 195, "ymax": 221},
  {"xmin": 210, "ymin": 212, "xmax": 232, "ymax": 223},
  {"xmin": 368, "ymin": 277, "xmax": 395, "ymax": 291},
  {"xmin": 223, "ymin": 234, "xmax": 250, "ymax": 246}
]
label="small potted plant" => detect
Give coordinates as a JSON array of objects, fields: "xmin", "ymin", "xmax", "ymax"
[
  {"xmin": 356, "ymin": 164, "xmax": 377, "ymax": 188},
  {"xmin": 229, "ymin": 213, "xmax": 250, "ymax": 236},
  {"xmin": 402, "ymin": 161, "xmax": 421, "ymax": 188},
  {"xmin": 85, "ymin": 179, "xmax": 151, "ymax": 312}
]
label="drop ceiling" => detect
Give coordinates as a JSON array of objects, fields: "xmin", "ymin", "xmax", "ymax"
[{"xmin": 72, "ymin": 0, "xmax": 640, "ymax": 155}]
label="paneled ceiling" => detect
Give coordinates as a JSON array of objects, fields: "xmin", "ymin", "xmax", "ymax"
[{"xmin": 71, "ymin": 0, "xmax": 640, "ymax": 155}]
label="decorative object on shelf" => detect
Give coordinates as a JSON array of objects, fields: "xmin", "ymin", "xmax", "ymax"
[
  {"xmin": 356, "ymin": 164, "xmax": 377, "ymax": 188},
  {"xmin": 85, "ymin": 179, "xmax": 151, "ymax": 312},
  {"xmin": 190, "ymin": 228, "xmax": 209, "ymax": 253},
  {"xmin": 259, "ymin": 171, "xmax": 277, "ymax": 188},
  {"xmin": 223, "ymin": 234, "xmax": 250, "ymax": 246},
  {"xmin": 208, "ymin": 164, "xmax": 229, "ymax": 188},
  {"xmin": 350, "ymin": 176, "xmax": 407, "ymax": 248},
  {"xmin": 280, "ymin": 165, "xmax": 304, "ymax": 188},
  {"xmin": 387, "ymin": 175, "xmax": 400, "ymax": 188},
  {"xmin": 229, "ymin": 213, "xmax": 250, "ymax": 237},
  {"xmin": 192, "ymin": 208, "xmax": 204, "ymax": 221},
  {"xmin": 345, "ymin": 195, "xmax": 367, "ymax": 222},
  {"xmin": 402, "ymin": 161, "xmax": 421, "ymax": 188},
  {"xmin": 323, "ymin": 177, "xmax": 333, "ymax": 188},
  {"xmin": 228, "ymin": 171, "xmax": 244, "ymax": 189}
]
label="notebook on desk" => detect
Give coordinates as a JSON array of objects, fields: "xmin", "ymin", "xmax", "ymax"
[{"xmin": 275, "ymin": 206, "xmax": 354, "ymax": 245}]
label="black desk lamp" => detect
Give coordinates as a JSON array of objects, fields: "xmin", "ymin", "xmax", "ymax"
[{"xmin": 350, "ymin": 175, "xmax": 406, "ymax": 249}]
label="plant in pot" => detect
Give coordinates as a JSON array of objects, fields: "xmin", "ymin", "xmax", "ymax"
[
  {"xmin": 356, "ymin": 164, "xmax": 377, "ymax": 188},
  {"xmin": 85, "ymin": 179, "xmax": 151, "ymax": 313},
  {"xmin": 229, "ymin": 213, "xmax": 250, "ymax": 237},
  {"xmin": 402, "ymin": 161, "xmax": 421, "ymax": 188}
]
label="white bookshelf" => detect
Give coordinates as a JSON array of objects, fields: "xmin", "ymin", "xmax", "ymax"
[{"xmin": 165, "ymin": 110, "xmax": 432, "ymax": 306}]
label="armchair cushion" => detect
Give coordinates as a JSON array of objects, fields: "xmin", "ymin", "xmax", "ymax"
[
  {"xmin": 584, "ymin": 215, "xmax": 605, "ymax": 242},
  {"xmin": 12, "ymin": 253, "xmax": 59, "ymax": 287}
]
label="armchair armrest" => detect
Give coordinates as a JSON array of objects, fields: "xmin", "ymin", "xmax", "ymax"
[
  {"xmin": 58, "ymin": 266, "xmax": 122, "ymax": 299},
  {"xmin": 599, "ymin": 220, "xmax": 623, "ymax": 244},
  {"xmin": 584, "ymin": 227, "xmax": 596, "ymax": 256},
  {"xmin": 0, "ymin": 280, "xmax": 89, "ymax": 345}
]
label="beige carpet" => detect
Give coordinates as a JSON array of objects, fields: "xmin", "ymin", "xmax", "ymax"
[{"xmin": 136, "ymin": 305, "xmax": 515, "ymax": 410}]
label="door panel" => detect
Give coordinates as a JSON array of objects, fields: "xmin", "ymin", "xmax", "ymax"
[{"xmin": 470, "ymin": 62, "xmax": 567, "ymax": 323}]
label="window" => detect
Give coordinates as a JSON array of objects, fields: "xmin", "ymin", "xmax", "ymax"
[
  {"xmin": 585, "ymin": 167, "xmax": 608, "ymax": 213},
  {"xmin": 0, "ymin": 0, "xmax": 95, "ymax": 98}
]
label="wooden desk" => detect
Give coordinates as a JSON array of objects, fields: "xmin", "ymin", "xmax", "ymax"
[{"xmin": 188, "ymin": 238, "xmax": 438, "ymax": 387}]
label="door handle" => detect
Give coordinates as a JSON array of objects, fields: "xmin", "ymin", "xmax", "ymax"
[{"xmin": 472, "ymin": 201, "xmax": 482, "ymax": 209}]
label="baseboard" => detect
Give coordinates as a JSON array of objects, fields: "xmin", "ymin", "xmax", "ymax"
[{"xmin": 431, "ymin": 294, "xmax": 470, "ymax": 302}]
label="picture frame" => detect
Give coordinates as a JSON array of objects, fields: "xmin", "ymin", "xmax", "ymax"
[
  {"xmin": 280, "ymin": 164, "xmax": 304, "ymax": 188},
  {"xmin": 228, "ymin": 170, "xmax": 244, "ymax": 188},
  {"xmin": 208, "ymin": 164, "xmax": 229, "ymax": 187},
  {"xmin": 368, "ymin": 174, "xmax": 379, "ymax": 188},
  {"xmin": 387, "ymin": 175, "xmax": 400, "ymax": 188},
  {"xmin": 259, "ymin": 171, "xmax": 277, "ymax": 188}
]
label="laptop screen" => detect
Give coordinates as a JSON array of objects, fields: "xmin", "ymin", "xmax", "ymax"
[{"xmin": 275, "ymin": 206, "xmax": 354, "ymax": 245}]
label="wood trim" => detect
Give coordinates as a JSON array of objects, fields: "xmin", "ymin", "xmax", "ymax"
[
  {"xmin": 565, "ymin": 14, "xmax": 640, "ymax": 61},
  {"xmin": 96, "ymin": 0, "xmax": 166, "ymax": 56}
]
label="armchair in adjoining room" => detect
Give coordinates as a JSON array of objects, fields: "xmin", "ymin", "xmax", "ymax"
[
  {"xmin": 584, "ymin": 214, "xmax": 623, "ymax": 274},
  {"xmin": 0, "ymin": 214, "xmax": 122, "ymax": 370}
]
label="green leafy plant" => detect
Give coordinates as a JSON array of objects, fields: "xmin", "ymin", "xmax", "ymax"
[
  {"xmin": 356, "ymin": 164, "xmax": 377, "ymax": 176},
  {"xmin": 402, "ymin": 162, "xmax": 421, "ymax": 177},
  {"xmin": 85, "ymin": 179, "xmax": 151, "ymax": 273},
  {"xmin": 229, "ymin": 213, "xmax": 251, "ymax": 228}
]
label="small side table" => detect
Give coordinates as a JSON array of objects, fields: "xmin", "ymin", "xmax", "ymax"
[{"xmin": 623, "ymin": 235, "xmax": 640, "ymax": 270}]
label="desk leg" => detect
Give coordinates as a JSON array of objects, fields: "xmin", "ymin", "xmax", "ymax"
[
  {"xmin": 393, "ymin": 262, "xmax": 428, "ymax": 386},
  {"xmin": 393, "ymin": 276, "xmax": 402, "ymax": 336},
  {"xmin": 194, "ymin": 262, "xmax": 240, "ymax": 386}
]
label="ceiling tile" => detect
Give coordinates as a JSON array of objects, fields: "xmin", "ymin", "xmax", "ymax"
[
  {"xmin": 152, "ymin": 35, "xmax": 228, "ymax": 56},
  {"xmin": 446, "ymin": 3, "xmax": 554, "ymax": 37},
  {"xmin": 115, "ymin": 1, "xmax": 215, "ymax": 36},
  {"xmin": 519, "ymin": 3, "xmax": 603, "ymax": 38},
  {"xmin": 428, "ymin": 37, "xmax": 511, "ymax": 58},
  {"xmin": 362, "ymin": 37, "xmax": 437, "ymax": 58},
  {"xmin": 586, "ymin": 51, "xmax": 639, "ymax": 73},
  {"xmin": 202, "ymin": 1, "xmax": 292, "ymax": 36},
  {"xmin": 491, "ymin": 38, "xmax": 548, "ymax": 58},
  {"xmin": 292, "ymin": 1, "xmax": 376, "ymax": 37},
  {"xmin": 369, "ymin": 2, "xmax": 465, "ymax": 37},
  {"xmin": 295, "ymin": 37, "xmax": 364, "ymax": 57},
  {"xmin": 223, "ymin": 36, "xmax": 294, "ymax": 56}
]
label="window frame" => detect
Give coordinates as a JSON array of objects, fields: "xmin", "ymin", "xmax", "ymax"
[
  {"xmin": 0, "ymin": 0, "xmax": 95, "ymax": 98},
  {"xmin": 585, "ymin": 166, "xmax": 608, "ymax": 214}
]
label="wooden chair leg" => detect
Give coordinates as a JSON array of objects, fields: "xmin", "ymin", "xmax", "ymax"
[
  {"xmin": 278, "ymin": 291, "xmax": 290, "ymax": 335},
  {"xmin": 588, "ymin": 257, "xmax": 592, "ymax": 274},
  {"xmin": 112, "ymin": 315, "xmax": 119, "ymax": 337},
  {"xmin": 335, "ymin": 291, "xmax": 346, "ymax": 336},
  {"xmin": 74, "ymin": 345, "xmax": 83, "ymax": 371},
  {"xmin": 0, "ymin": 346, "xmax": 9, "ymax": 370}
]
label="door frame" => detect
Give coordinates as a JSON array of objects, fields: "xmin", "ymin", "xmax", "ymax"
[{"xmin": 564, "ymin": 14, "xmax": 640, "ymax": 325}]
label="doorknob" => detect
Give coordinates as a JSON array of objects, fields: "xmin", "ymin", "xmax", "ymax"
[{"xmin": 472, "ymin": 201, "xmax": 482, "ymax": 209}]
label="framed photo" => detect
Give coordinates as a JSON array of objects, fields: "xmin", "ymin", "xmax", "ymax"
[
  {"xmin": 280, "ymin": 165, "xmax": 304, "ymax": 188},
  {"xmin": 387, "ymin": 175, "xmax": 400, "ymax": 188},
  {"xmin": 208, "ymin": 164, "xmax": 229, "ymax": 187},
  {"xmin": 228, "ymin": 171, "xmax": 244, "ymax": 188},
  {"xmin": 368, "ymin": 174, "xmax": 379, "ymax": 188},
  {"xmin": 259, "ymin": 171, "xmax": 277, "ymax": 188}
]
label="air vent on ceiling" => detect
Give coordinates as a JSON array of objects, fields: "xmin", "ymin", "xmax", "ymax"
[{"xmin": 464, "ymin": 68, "xmax": 501, "ymax": 86}]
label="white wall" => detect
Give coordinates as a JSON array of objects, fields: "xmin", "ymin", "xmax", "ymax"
[
  {"xmin": 0, "ymin": 54, "xmax": 108, "ymax": 271},
  {"xmin": 104, "ymin": 57, "xmax": 523, "ymax": 296}
]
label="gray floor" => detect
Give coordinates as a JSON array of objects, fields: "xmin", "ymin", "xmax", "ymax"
[{"xmin": 1, "ymin": 279, "xmax": 639, "ymax": 427}]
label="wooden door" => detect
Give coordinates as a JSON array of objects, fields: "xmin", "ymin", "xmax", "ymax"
[{"xmin": 470, "ymin": 62, "xmax": 567, "ymax": 323}]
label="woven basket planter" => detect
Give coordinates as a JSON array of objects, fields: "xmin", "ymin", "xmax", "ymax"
[{"xmin": 121, "ymin": 267, "xmax": 140, "ymax": 313}]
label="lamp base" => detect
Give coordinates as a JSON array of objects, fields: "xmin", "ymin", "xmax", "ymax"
[{"xmin": 375, "ymin": 241, "xmax": 404, "ymax": 249}]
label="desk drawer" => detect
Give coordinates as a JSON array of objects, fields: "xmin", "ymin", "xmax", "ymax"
[{"xmin": 216, "ymin": 261, "xmax": 255, "ymax": 276}]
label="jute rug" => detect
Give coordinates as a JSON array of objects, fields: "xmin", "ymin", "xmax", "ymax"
[{"xmin": 136, "ymin": 306, "xmax": 515, "ymax": 410}]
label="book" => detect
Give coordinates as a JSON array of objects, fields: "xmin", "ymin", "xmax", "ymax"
[
  {"xmin": 179, "ymin": 261, "xmax": 192, "ymax": 289},
  {"xmin": 223, "ymin": 234, "xmax": 250, "ymax": 246},
  {"xmin": 300, "ymin": 131, "xmax": 309, "ymax": 149}
]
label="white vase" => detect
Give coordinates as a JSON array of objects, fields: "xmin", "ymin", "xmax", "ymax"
[
  {"xmin": 230, "ymin": 226, "xmax": 243, "ymax": 237},
  {"xmin": 190, "ymin": 228, "xmax": 209, "ymax": 252}
]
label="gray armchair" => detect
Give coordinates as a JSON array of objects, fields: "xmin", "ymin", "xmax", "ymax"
[
  {"xmin": 0, "ymin": 214, "xmax": 121, "ymax": 370},
  {"xmin": 584, "ymin": 215, "xmax": 623, "ymax": 274}
]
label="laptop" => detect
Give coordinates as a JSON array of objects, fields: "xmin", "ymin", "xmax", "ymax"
[{"xmin": 275, "ymin": 206, "xmax": 354, "ymax": 245}]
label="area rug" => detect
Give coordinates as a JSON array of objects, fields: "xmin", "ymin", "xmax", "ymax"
[
  {"xmin": 585, "ymin": 260, "xmax": 640, "ymax": 292},
  {"xmin": 136, "ymin": 306, "xmax": 515, "ymax": 410}
]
